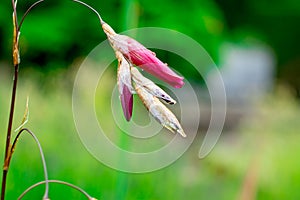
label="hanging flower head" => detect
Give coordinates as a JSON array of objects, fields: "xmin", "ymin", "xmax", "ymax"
[
  {"xmin": 102, "ymin": 23, "xmax": 184, "ymax": 88},
  {"xmin": 74, "ymin": 0, "xmax": 186, "ymax": 137}
]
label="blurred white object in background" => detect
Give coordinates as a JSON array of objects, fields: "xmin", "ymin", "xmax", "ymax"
[
  {"xmin": 202, "ymin": 43, "xmax": 276, "ymax": 130},
  {"xmin": 209, "ymin": 43, "xmax": 275, "ymax": 104}
]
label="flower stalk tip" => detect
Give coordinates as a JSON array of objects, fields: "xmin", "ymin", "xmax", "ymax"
[{"xmin": 73, "ymin": 0, "xmax": 105, "ymax": 25}]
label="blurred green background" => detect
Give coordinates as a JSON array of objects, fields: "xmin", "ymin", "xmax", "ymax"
[{"xmin": 1, "ymin": 0, "xmax": 300, "ymax": 199}]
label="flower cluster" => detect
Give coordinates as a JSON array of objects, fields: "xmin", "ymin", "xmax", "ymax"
[
  {"xmin": 101, "ymin": 23, "xmax": 186, "ymax": 137},
  {"xmin": 72, "ymin": 0, "xmax": 185, "ymax": 137}
]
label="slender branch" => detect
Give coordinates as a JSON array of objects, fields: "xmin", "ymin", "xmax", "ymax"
[
  {"xmin": 1, "ymin": 3, "xmax": 19, "ymax": 199},
  {"xmin": 10, "ymin": 128, "xmax": 49, "ymax": 200},
  {"xmin": 1, "ymin": 63, "xmax": 19, "ymax": 200},
  {"xmin": 1, "ymin": 1, "xmax": 46, "ymax": 199},
  {"xmin": 18, "ymin": 180, "xmax": 96, "ymax": 200},
  {"xmin": 18, "ymin": 0, "xmax": 45, "ymax": 32},
  {"xmin": 73, "ymin": 0, "xmax": 105, "ymax": 24}
]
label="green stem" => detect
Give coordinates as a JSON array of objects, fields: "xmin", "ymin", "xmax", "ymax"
[{"xmin": 115, "ymin": 128, "xmax": 130, "ymax": 200}]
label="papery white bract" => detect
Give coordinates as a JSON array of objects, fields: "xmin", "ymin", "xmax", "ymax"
[
  {"xmin": 133, "ymin": 83, "xmax": 186, "ymax": 137},
  {"xmin": 131, "ymin": 67, "xmax": 176, "ymax": 105}
]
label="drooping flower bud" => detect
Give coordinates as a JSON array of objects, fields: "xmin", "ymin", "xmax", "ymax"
[
  {"xmin": 116, "ymin": 51, "xmax": 134, "ymax": 121},
  {"xmin": 72, "ymin": 0, "xmax": 186, "ymax": 137},
  {"xmin": 102, "ymin": 23, "xmax": 184, "ymax": 88},
  {"xmin": 133, "ymin": 80, "xmax": 186, "ymax": 137}
]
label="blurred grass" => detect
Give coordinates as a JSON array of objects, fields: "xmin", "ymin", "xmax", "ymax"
[{"xmin": 1, "ymin": 64, "xmax": 300, "ymax": 199}]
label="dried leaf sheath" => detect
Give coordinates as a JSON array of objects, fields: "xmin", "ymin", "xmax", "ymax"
[
  {"xmin": 12, "ymin": 12, "xmax": 20, "ymax": 66},
  {"xmin": 134, "ymin": 82, "xmax": 186, "ymax": 137}
]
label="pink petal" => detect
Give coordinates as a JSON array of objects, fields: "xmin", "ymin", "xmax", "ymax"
[
  {"xmin": 120, "ymin": 85, "xmax": 133, "ymax": 121},
  {"xmin": 116, "ymin": 51, "xmax": 134, "ymax": 121},
  {"xmin": 113, "ymin": 35, "xmax": 184, "ymax": 88}
]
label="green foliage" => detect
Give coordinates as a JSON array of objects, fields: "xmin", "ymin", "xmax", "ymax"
[
  {"xmin": 1, "ymin": 0, "xmax": 299, "ymax": 86},
  {"xmin": 0, "ymin": 0, "xmax": 225, "ymax": 79},
  {"xmin": 0, "ymin": 0, "xmax": 300, "ymax": 85}
]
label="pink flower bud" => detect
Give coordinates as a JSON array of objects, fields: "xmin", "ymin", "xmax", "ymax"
[
  {"xmin": 116, "ymin": 51, "xmax": 134, "ymax": 121},
  {"xmin": 102, "ymin": 23, "xmax": 184, "ymax": 88},
  {"xmin": 120, "ymin": 85, "xmax": 133, "ymax": 121}
]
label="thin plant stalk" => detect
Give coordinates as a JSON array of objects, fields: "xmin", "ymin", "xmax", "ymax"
[
  {"xmin": 73, "ymin": 0, "xmax": 104, "ymax": 24},
  {"xmin": 18, "ymin": 180, "xmax": 95, "ymax": 200},
  {"xmin": 18, "ymin": 0, "xmax": 44, "ymax": 31},
  {"xmin": 11, "ymin": 128, "xmax": 49, "ymax": 199},
  {"xmin": 1, "ymin": 62, "xmax": 19, "ymax": 200},
  {"xmin": 1, "ymin": 1, "xmax": 44, "ymax": 199},
  {"xmin": 1, "ymin": 12, "xmax": 19, "ymax": 195}
]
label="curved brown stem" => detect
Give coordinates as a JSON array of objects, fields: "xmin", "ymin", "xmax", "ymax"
[
  {"xmin": 1, "ymin": 1, "xmax": 45, "ymax": 199},
  {"xmin": 1, "ymin": 64, "xmax": 19, "ymax": 200},
  {"xmin": 18, "ymin": 0, "xmax": 45, "ymax": 32},
  {"xmin": 1, "ymin": 4, "xmax": 19, "ymax": 199}
]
